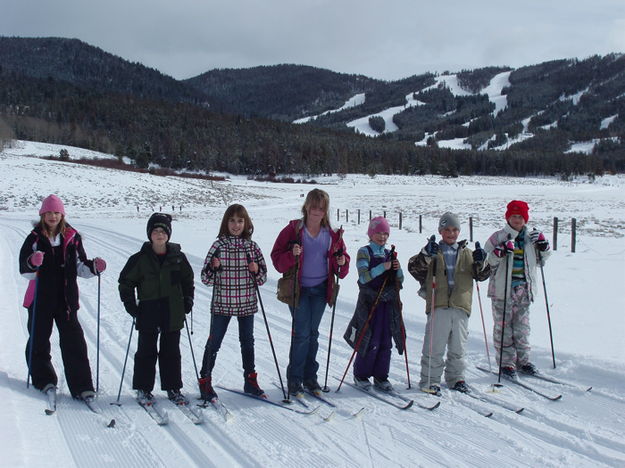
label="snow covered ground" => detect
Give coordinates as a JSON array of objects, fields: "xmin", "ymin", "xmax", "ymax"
[{"xmin": 1, "ymin": 141, "xmax": 624, "ymax": 467}]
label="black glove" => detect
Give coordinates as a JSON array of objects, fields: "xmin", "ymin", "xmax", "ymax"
[
  {"xmin": 424, "ymin": 235, "xmax": 439, "ymax": 257},
  {"xmin": 124, "ymin": 301, "xmax": 138, "ymax": 318},
  {"xmin": 184, "ymin": 296, "xmax": 193, "ymax": 314},
  {"xmin": 473, "ymin": 242, "xmax": 487, "ymax": 263}
]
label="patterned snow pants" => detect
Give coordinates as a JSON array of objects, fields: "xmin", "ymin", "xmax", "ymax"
[{"xmin": 491, "ymin": 284, "xmax": 531, "ymax": 368}]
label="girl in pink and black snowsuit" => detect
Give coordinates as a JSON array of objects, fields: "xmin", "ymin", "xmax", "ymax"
[
  {"xmin": 19, "ymin": 195, "xmax": 107, "ymax": 400},
  {"xmin": 198, "ymin": 204, "xmax": 268, "ymax": 401}
]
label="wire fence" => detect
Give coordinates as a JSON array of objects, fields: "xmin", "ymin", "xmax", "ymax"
[{"xmin": 335, "ymin": 208, "xmax": 579, "ymax": 252}]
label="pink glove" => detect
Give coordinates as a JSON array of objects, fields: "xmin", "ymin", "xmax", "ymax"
[
  {"xmin": 29, "ymin": 251, "xmax": 44, "ymax": 267},
  {"xmin": 94, "ymin": 257, "xmax": 107, "ymax": 273},
  {"xmin": 493, "ymin": 240, "xmax": 514, "ymax": 258}
]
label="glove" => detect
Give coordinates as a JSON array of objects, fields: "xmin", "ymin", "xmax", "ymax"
[
  {"xmin": 94, "ymin": 257, "xmax": 107, "ymax": 273},
  {"xmin": 124, "ymin": 301, "xmax": 139, "ymax": 318},
  {"xmin": 493, "ymin": 239, "xmax": 515, "ymax": 258},
  {"xmin": 530, "ymin": 230, "xmax": 550, "ymax": 252},
  {"xmin": 29, "ymin": 251, "xmax": 44, "ymax": 267},
  {"xmin": 184, "ymin": 296, "xmax": 193, "ymax": 314},
  {"xmin": 423, "ymin": 236, "xmax": 439, "ymax": 257},
  {"xmin": 472, "ymin": 244, "xmax": 487, "ymax": 264}
]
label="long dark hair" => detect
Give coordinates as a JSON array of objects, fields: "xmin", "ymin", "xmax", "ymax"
[{"xmin": 218, "ymin": 204, "xmax": 254, "ymax": 239}]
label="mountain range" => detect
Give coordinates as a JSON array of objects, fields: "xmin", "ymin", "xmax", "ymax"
[{"xmin": 1, "ymin": 36, "xmax": 623, "ymax": 175}]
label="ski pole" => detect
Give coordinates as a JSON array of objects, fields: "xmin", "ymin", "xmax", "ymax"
[
  {"xmin": 497, "ymin": 234, "xmax": 513, "ymax": 385},
  {"xmin": 425, "ymin": 251, "xmax": 437, "ymax": 393},
  {"xmin": 96, "ymin": 272, "xmax": 101, "ymax": 393},
  {"xmin": 184, "ymin": 317, "xmax": 200, "ymax": 381},
  {"xmin": 474, "ymin": 242, "xmax": 493, "ymax": 373},
  {"xmin": 26, "ymin": 271, "xmax": 40, "ymax": 389},
  {"xmin": 391, "ymin": 247, "xmax": 411, "ymax": 389},
  {"xmin": 246, "ymin": 253, "xmax": 287, "ymax": 400},
  {"xmin": 336, "ymin": 246, "xmax": 395, "ymax": 392},
  {"xmin": 535, "ymin": 229, "xmax": 556, "ymax": 369},
  {"xmin": 322, "ymin": 264, "xmax": 340, "ymax": 393},
  {"xmin": 286, "ymin": 241, "xmax": 300, "ymax": 400},
  {"xmin": 205, "ymin": 246, "xmax": 221, "ymax": 346},
  {"xmin": 322, "ymin": 228, "xmax": 343, "ymax": 393},
  {"xmin": 112, "ymin": 317, "xmax": 135, "ymax": 406}
]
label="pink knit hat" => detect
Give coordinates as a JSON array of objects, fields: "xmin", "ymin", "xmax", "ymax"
[
  {"xmin": 39, "ymin": 194, "xmax": 65, "ymax": 215},
  {"xmin": 367, "ymin": 216, "xmax": 390, "ymax": 238}
]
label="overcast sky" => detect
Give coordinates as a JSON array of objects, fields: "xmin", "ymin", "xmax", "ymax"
[{"xmin": 2, "ymin": 0, "xmax": 625, "ymax": 81}]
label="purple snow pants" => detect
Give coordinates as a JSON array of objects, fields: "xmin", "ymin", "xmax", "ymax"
[{"xmin": 353, "ymin": 301, "xmax": 392, "ymax": 380}]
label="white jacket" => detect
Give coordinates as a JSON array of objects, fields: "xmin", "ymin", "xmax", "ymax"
[{"xmin": 484, "ymin": 224, "xmax": 551, "ymax": 302}]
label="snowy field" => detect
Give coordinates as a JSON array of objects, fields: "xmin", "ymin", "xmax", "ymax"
[{"xmin": 0, "ymin": 141, "xmax": 624, "ymax": 467}]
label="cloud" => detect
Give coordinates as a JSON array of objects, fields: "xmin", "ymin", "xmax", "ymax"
[{"xmin": 2, "ymin": 0, "xmax": 625, "ymax": 80}]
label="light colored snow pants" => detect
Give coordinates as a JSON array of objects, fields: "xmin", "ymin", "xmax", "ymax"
[{"xmin": 419, "ymin": 307, "xmax": 469, "ymax": 389}]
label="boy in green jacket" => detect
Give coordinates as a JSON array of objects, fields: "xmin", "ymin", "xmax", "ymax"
[
  {"xmin": 408, "ymin": 212, "xmax": 490, "ymax": 395},
  {"xmin": 118, "ymin": 213, "xmax": 194, "ymax": 404}
]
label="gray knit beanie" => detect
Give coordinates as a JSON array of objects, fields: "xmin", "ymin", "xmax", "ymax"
[{"xmin": 438, "ymin": 212, "xmax": 460, "ymax": 232}]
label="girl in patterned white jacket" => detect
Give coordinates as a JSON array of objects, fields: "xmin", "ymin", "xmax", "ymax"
[
  {"xmin": 484, "ymin": 200, "xmax": 551, "ymax": 379},
  {"xmin": 198, "ymin": 204, "xmax": 268, "ymax": 401}
]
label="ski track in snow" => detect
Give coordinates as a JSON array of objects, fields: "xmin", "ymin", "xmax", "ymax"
[{"xmin": 2, "ymin": 149, "xmax": 625, "ymax": 467}]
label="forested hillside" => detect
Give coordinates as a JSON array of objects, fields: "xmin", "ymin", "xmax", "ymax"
[{"xmin": 1, "ymin": 37, "xmax": 624, "ymax": 175}]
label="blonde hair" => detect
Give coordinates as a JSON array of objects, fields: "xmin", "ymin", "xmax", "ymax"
[
  {"xmin": 39, "ymin": 214, "xmax": 68, "ymax": 238},
  {"xmin": 218, "ymin": 204, "xmax": 254, "ymax": 239},
  {"xmin": 301, "ymin": 189, "xmax": 331, "ymax": 228}
]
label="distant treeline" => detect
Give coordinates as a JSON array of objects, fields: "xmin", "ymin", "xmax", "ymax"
[{"xmin": 1, "ymin": 37, "xmax": 624, "ymax": 176}]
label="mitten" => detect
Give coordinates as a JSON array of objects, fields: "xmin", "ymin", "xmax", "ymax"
[
  {"xmin": 472, "ymin": 244, "xmax": 487, "ymax": 263},
  {"xmin": 530, "ymin": 230, "xmax": 550, "ymax": 252},
  {"xmin": 423, "ymin": 235, "xmax": 439, "ymax": 257},
  {"xmin": 29, "ymin": 251, "xmax": 44, "ymax": 267},
  {"xmin": 493, "ymin": 239, "xmax": 514, "ymax": 258},
  {"xmin": 124, "ymin": 301, "xmax": 139, "ymax": 318},
  {"xmin": 184, "ymin": 296, "xmax": 193, "ymax": 314},
  {"xmin": 94, "ymin": 257, "xmax": 107, "ymax": 273}
]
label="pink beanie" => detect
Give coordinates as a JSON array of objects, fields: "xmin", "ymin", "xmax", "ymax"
[
  {"xmin": 368, "ymin": 216, "xmax": 390, "ymax": 238},
  {"xmin": 39, "ymin": 195, "xmax": 65, "ymax": 215}
]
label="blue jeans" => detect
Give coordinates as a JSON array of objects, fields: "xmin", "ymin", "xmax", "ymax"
[
  {"xmin": 287, "ymin": 281, "xmax": 327, "ymax": 385},
  {"xmin": 200, "ymin": 314, "xmax": 255, "ymax": 377}
]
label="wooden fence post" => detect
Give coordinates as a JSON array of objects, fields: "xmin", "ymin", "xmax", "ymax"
[
  {"xmin": 469, "ymin": 217, "xmax": 474, "ymax": 242},
  {"xmin": 571, "ymin": 218, "xmax": 576, "ymax": 253},
  {"xmin": 419, "ymin": 215, "xmax": 422, "ymax": 234},
  {"xmin": 553, "ymin": 217, "xmax": 558, "ymax": 251},
  {"xmin": 399, "ymin": 212, "xmax": 402, "ymax": 230}
]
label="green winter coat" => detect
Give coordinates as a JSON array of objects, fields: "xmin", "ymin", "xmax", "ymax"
[
  {"xmin": 118, "ymin": 242, "xmax": 194, "ymax": 332},
  {"xmin": 408, "ymin": 240, "xmax": 490, "ymax": 316}
]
